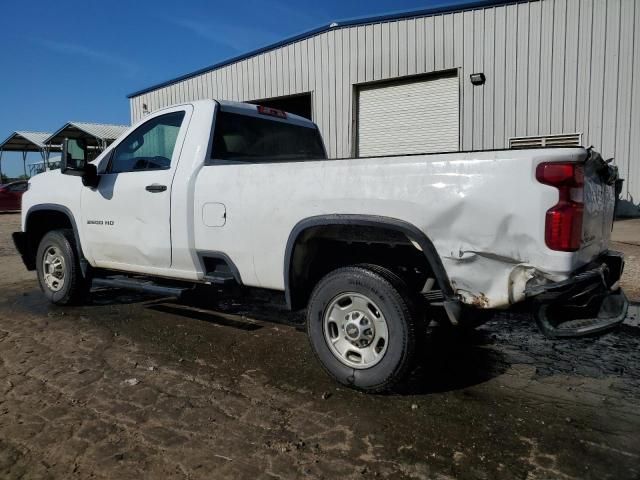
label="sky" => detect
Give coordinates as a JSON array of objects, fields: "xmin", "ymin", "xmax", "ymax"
[{"xmin": 0, "ymin": 0, "xmax": 472, "ymax": 177}]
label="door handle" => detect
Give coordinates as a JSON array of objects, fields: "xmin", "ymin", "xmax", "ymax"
[{"xmin": 145, "ymin": 184, "xmax": 167, "ymax": 193}]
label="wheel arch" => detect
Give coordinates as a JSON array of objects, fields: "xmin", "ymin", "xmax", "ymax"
[
  {"xmin": 24, "ymin": 204, "xmax": 87, "ymax": 274},
  {"xmin": 283, "ymin": 214, "xmax": 454, "ymax": 310}
]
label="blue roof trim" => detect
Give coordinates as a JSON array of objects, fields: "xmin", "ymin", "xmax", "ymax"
[{"xmin": 127, "ymin": 0, "xmax": 514, "ymax": 98}]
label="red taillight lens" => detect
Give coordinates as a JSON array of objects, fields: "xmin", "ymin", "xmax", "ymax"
[{"xmin": 536, "ymin": 162, "xmax": 584, "ymax": 252}]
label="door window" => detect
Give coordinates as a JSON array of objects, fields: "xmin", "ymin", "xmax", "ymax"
[{"xmin": 109, "ymin": 111, "xmax": 185, "ymax": 173}]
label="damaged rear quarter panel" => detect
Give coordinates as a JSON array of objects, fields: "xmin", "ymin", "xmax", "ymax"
[
  {"xmin": 427, "ymin": 149, "xmax": 588, "ymax": 308},
  {"xmin": 196, "ymin": 146, "xmax": 588, "ymax": 309}
]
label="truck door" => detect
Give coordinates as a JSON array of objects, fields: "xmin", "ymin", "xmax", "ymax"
[{"xmin": 81, "ymin": 106, "xmax": 190, "ymax": 271}]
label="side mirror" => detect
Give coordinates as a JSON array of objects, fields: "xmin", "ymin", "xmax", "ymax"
[
  {"xmin": 61, "ymin": 138, "xmax": 87, "ymax": 176},
  {"xmin": 81, "ymin": 163, "xmax": 100, "ymax": 188}
]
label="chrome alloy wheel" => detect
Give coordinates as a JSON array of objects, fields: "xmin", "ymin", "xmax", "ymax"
[
  {"xmin": 42, "ymin": 246, "xmax": 66, "ymax": 292},
  {"xmin": 323, "ymin": 292, "xmax": 389, "ymax": 369}
]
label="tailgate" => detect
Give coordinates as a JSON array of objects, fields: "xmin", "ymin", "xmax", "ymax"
[{"xmin": 581, "ymin": 151, "xmax": 618, "ymax": 257}]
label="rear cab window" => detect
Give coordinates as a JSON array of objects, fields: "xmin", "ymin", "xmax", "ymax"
[{"xmin": 211, "ymin": 108, "xmax": 326, "ymax": 163}]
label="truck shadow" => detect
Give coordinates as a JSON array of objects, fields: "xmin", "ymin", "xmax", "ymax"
[
  {"xmin": 396, "ymin": 327, "xmax": 510, "ymax": 395},
  {"xmin": 85, "ymin": 286, "xmax": 640, "ymax": 396},
  {"xmin": 156, "ymin": 286, "xmax": 510, "ymax": 394}
]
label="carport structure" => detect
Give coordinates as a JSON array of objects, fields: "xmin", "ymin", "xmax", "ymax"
[
  {"xmin": 36, "ymin": 122, "xmax": 128, "ymax": 176},
  {"xmin": 45, "ymin": 121, "xmax": 128, "ymax": 152},
  {"xmin": 0, "ymin": 131, "xmax": 61, "ymax": 179}
]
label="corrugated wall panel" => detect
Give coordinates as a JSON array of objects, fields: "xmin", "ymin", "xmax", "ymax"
[
  {"xmin": 425, "ymin": 16, "xmax": 435, "ymax": 72},
  {"xmin": 493, "ymin": 7, "xmax": 505, "ymax": 148},
  {"xmin": 462, "ymin": 10, "xmax": 474, "ymax": 150},
  {"xmin": 444, "ymin": 14, "xmax": 455, "ymax": 68},
  {"xmin": 435, "ymin": 15, "xmax": 444, "ymax": 71},
  {"xmin": 539, "ymin": 0, "xmax": 553, "ymax": 135},
  {"xmin": 285, "ymin": 45, "xmax": 293, "ymax": 96},
  {"xmin": 615, "ymin": 0, "xmax": 634, "ymax": 195},
  {"xmin": 515, "ymin": 2, "xmax": 529, "ymax": 137},
  {"xmin": 589, "ymin": 0, "xmax": 607, "ymax": 150},
  {"xmin": 602, "ymin": 0, "xmax": 621, "ymax": 158},
  {"xmin": 407, "ymin": 19, "xmax": 416, "ymax": 75},
  {"xmin": 276, "ymin": 48, "xmax": 284, "ymax": 97},
  {"xmin": 527, "ymin": 0, "xmax": 541, "ymax": 134},
  {"xmin": 550, "ymin": 0, "xmax": 566, "ymax": 133},
  {"xmin": 397, "ymin": 22, "xmax": 407, "ymax": 77},
  {"xmin": 504, "ymin": 4, "xmax": 517, "ymax": 142},
  {"xmin": 335, "ymin": 30, "xmax": 344, "ymax": 156},
  {"xmin": 563, "ymin": 0, "xmax": 579, "ymax": 133},
  {"xmin": 389, "ymin": 22, "xmax": 399, "ymax": 78},
  {"xmin": 483, "ymin": 7, "xmax": 495, "ymax": 149},
  {"xmin": 328, "ymin": 30, "xmax": 337, "ymax": 157},
  {"xmin": 321, "ymin": 32, "xmax": 331, "ymax": 151},
  {"xmin": 129, "ymin": 0, "xmax": 640, "ymax": 202},
  {"xmin": 473, "ymin": 9, "xmax": 485, "ymax": 148},
  {"xmin": 629, "ymin": 0, "xmax": 640, "ymax": 201},
  {"xmin": 342, "ymin": 28, "xmax": 351, "ymax": 156},
  {"xmin": 372, "ymin": 23, "xmax": 382, "ymax": 80}
]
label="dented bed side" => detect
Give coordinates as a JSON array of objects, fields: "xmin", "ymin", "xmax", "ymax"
[{"xmin": 193, "ymin": 145, "xmax": 597, "ymax": 309}]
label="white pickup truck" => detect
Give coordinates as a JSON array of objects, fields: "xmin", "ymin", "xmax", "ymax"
[{"xmin": 14, "ymin": 100, "xmax": 627, "ymax": 392}]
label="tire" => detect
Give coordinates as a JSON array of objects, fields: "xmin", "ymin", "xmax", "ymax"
[
  {"xmin": 36, "ymin": 229, "xmax": 90, "ymax": 305},
  {"xmin": 306, "ymin": 265, "xmax": 417, "ymax": 393}
]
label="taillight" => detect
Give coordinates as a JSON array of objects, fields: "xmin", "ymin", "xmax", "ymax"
[{"xmin": 536, "ymin": 162, "xmax": 584, "ymax": 251}]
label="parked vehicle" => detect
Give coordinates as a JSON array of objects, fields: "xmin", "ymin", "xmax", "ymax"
[
  {"xmin": 0, "ymin": 180, "xmax": 28, "ymax": 211},
  {"xmin": 12, "ymin": 100, "xmax": 627, "ymax": 392}
]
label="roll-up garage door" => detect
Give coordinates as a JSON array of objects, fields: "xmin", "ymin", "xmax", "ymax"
[{"xmin": 357, "ymin": 74, "xmax": 460, "ymax": 157}]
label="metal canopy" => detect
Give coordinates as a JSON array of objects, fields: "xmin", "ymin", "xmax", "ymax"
[
  {"xmin": 0, "ymin": 131, "xmax": 59, "ymax": 152},
  {"xmin": 45, "ymin": 122, "xmax": 128, "ymax": 148},
  {"xmin": 0, "ymin": 131, "xmax": 62, "ymax": 179}
]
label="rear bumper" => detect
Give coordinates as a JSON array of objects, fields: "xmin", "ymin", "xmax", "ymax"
[{"xmin": 525, "ymin": 251, "xmax": 628, "ymax": 337}]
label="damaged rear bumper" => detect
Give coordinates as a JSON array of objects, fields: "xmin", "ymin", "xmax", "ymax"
[{"xmin": 525, "ymin": 251, "xmax": 628, "ymax": 337}]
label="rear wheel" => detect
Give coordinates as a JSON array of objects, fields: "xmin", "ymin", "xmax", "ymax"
[
  {"xmin": 306, "ymin": 265, "xmax": 417, "ymax": 393},
  {"xmin": 36, "ymin": 229, "xmax": 89, "ymax": 305}
]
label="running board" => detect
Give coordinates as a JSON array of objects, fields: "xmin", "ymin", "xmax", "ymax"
[
  {"xmin": 92, "ymin": 276, "xmax": 189, "ymax": 297},
  {"xmin": 203, "ymin": 272, "xmax": 236, "ymax": 285}
]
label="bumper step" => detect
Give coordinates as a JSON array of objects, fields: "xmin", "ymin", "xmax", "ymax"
[{"xmin": 535, "ymin": 289, "xmax": 628, "ymax": 338}]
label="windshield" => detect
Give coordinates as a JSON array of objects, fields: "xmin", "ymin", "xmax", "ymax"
[{"xmin": 211, "ymin": 111, "xmax": 326, "ymax": 162}]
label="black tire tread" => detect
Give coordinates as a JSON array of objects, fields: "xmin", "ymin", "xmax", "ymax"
[
  {"xmin": 36, "ymin": 229, "xmax": 89, "ymax": 305},
  {"xmin": 306, "ymin": 264, "xmax": 417, "ymax": 393}
]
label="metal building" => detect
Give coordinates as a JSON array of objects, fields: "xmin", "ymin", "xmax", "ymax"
[{"xmin": 127, "ymin": 0, "xmax": 640, "ymax": 210}]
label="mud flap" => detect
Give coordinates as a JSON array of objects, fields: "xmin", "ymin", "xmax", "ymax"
[
  {"xmin": 535, "ymin": 289, "xmax": 628, "ymax": 338},
  {"xmin": 12, "ymin": 231, "xmax": 35, "ymax": 270}
]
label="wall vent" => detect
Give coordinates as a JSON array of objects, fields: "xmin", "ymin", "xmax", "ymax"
[{"xmin": 509, "ymin": 133, "xmax": 583, "ymax": 149}]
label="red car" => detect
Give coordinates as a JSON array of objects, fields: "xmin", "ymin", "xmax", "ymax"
[{"xmin": 0, "ymin": 181, "xmax": 28, "ymax": 211}]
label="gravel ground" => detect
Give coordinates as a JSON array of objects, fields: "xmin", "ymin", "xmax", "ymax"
[
  {"xmin": 612, "ymin": 218, "xmax": 640, "ymax": 300},
  {"xmin": 0, "ymin": 212, "xmax": 639, "ymax": 480}
]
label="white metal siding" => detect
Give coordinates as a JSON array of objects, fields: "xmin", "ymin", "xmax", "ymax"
[
  {"xmin": 130, "ymin": 0, "xmax": 640, "ymax": 204},
  {"xmin": 357, "ymin": 75, "xmax": 459, "ymax": 157}
]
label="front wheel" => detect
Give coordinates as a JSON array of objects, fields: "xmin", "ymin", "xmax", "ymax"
[
  {"xmin": 306, "ymin": 265, "xmax": 417, "ymax": 393},
  {"xmin": 36, "ymin": 229, "xmax": 89, "ymax": 305}
]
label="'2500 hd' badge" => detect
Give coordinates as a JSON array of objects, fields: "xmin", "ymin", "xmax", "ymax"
[{"xmin": 87, "ymin": 220, "xmax": 115, "ymax": 226}]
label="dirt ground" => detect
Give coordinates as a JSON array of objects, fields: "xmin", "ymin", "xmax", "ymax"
[{"xmin": 1, "ymin": 212, "xmax": 639, "ymax": 480}]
